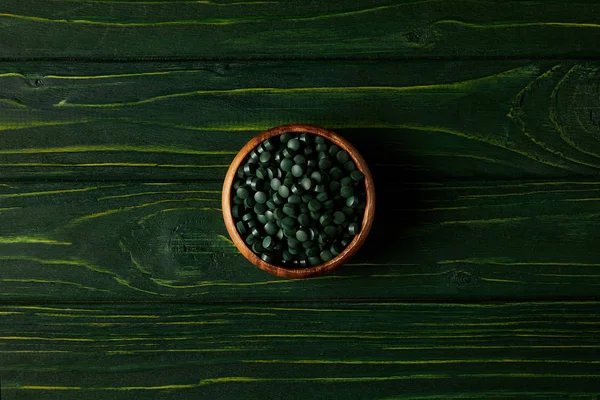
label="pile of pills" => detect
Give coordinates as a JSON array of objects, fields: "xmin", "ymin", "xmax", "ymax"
[{"xmin": 231, "ymin": 132, "xmax": 366, "ymax": 267}]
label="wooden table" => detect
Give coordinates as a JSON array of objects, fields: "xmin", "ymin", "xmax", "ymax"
[{"xmin": 1, "ymin": 1, "xmax": 600, "ymax": 398}]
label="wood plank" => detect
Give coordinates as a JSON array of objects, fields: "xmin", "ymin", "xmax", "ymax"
[
  {"xmin": 1, "ymin": 60, "xmax": 600, "ymax": 180},
  {"xmin": 1, "ymin": 0, "xmax": 600, "ymax": 59},
  {"xmin": 2, "ymin": 179, "xmax": 600, "ymax": 301},
  {"xmin": 1, "ymin": 301, "xmax": 599, "ymax": 399}
]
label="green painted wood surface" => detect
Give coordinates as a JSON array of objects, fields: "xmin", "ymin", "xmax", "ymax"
[
  {"xmin": 2, "ymin": 1, "xmax": 600, "ymax": 398},
  {"xmin": 1, "ymin": 0, "xmax": 600, "ymax": 59},
  {"xmin": 1, "ymin": 60, "xmax": 600, "ymax": 181},
  {"xmin": 1, "ymin": 302, "xmax": 600, "ymax": 399},
  {"xmin": 2, "ymin": 180, "xmax": 600, "ymax": 301}
]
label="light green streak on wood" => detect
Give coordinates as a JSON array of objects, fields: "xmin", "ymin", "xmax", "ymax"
[
  {"xmin": 0, "ymin": 3, "xmax": 422, "ymax": 27},
  {"xmin": 480, "ymin": 277, "xmax": 522, "ymax": 283},
  {"xmin": 0, "ymin": 146, "xmax": 237, "ymax": 156},
  {"xmin": 0, "ymin": 256, "xmax": 115, "ymax": 275},
  {"xmin": 35, "ymin": 313, "xmax": 160, "ymax": 319},
  {"xmin": 0, "ymin": 236, "xmax": 71, "ymax": 245},
  {"xmin": 0, "ymin": 119, "xmax": 95, "ymax": 132},
  {"xmin": 385, "ymin": 345, "xmax": 600, "ymax": 350},
  {"xmin": 53, "ymin": 66, "xmax": 535, "ymax": 108},
  {"xmin": 0, "ymin": 99, "xmax": 26, "ymax": 108},
  {"xmin": 69, "ymin": 197, "xmax": 220, "ymax": 225},
  {"xmin": 244, "ymin": 359, "xmax": 600, "ymax": 365},
  {"xmin": 0, "ymin": 186, "xmax": 101, "ymax": 198},
  {"xmin": 434, "ymin": 20, "xmax": 600, "ymax": 30},
  {"xmin": 0, "ymin": 279, "xmax": 109, "ymax": 292},
  {"xmin": 0, "ymin": 72, "xmax": 26, "ymax": 78},
  {"xmin": 98, "ymin": 190, "xmax": 221, "ymax": 201},
  {"xmin": 459, "ymin": 188, "xmax": 600, "ymax": 199},
  {"xmin": 6, "ymin": 306, "xmax": 101, "ymax": 312},
  {"xmin": 438, "ymin": 260, "xmax": 600, "ymax": 267},
  {"xmin": 45, "ymin": 0, "xmax": 278, "ymax": 5},
  {"xmin": 440, "ymin": 217, "xmax": 530, "ymax": 225},
  {"xmin": 0, "ymin": 336, "xmax": 94, "ymax": 342},
  {"xmin": 0, "ymin": 162, "xmax": 229, "ymax": 168},
  {"xmin": 0, "ymin": 256, "xmax": 157, "ymax": 296},
  {"xmin": 112, "ymin": 277, "xmax": 163, "ymax": 296},
  {"xmin": 137, "ymin": 207, "xmax": 221, "ymax": 224}
]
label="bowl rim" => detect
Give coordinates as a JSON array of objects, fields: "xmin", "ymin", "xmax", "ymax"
[{"xmin": 222, "ymin": 124, "xmax": 375, "ymax": 279}]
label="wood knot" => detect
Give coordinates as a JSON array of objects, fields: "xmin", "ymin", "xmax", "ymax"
[
  {"xmin": 404, "ymin": 27, "xmax": 438, "ymax": 47},
  {"xmin": 450, "ymin": 270, "xmax": 479, "ymax": 288}
]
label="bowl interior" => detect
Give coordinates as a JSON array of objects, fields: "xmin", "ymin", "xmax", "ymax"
[{"xmin": 222, "ymin": 124, "xmax": 375, "ymax": 279}]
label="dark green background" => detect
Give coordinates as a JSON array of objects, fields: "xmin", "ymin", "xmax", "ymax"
[{"xmin": 1, "ymin": 1, "xmax": 599, "ymax": 398}]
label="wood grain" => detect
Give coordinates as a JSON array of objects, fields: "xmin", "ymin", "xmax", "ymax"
[
  {"xmin": 2, "ymin": 179, "xmax": 600, "ymax": 301},
  {"xmin": 1, "ymin": 301, "xmax": 600, "ymax": 399},
  {"xmin": 1, "ymin": 0, "xmax": 600, "ymax": 59},
  {"xmin": 1, "ymin": 60, "xmax": 600, "ymax": 181}
]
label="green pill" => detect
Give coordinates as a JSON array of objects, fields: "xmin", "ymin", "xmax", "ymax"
[
  {"xmin": 298, "ymin": 214, "xmax": 311, "ymax": 226},
  {"xmin": 324, "ymin": 225, "xmax": 337, "ymax": 238},
  {"xmin": 231, "ymin": 205, "xmax": 243, "ymax": 218},
  {"xmin": 320, "ymin": 250, "xmax": 333, "ymax": 262},
  {"xmin": 287, "ymin": 138, "xmax": 300, "ymax": 151},
  {"xmin": 280, "ymin": 132, "xmax": 294, "ymax": 143},
  {"xmin": 262, "ymin": 236, "xmax": 274, "ymax": 250},
  {"xmin": 296, "ymin": 230, "xmax": 309, "ymax": 242},
  {"xmin": 346, "ymin": 196, "xmax": 359, "ymax": 208},
  {"xmin": 274, "ymin": 208, "xmax": 286, "ymax": 220},
  {"xmin": 340, "ymin": 186, "xmax": 353, "ymax": 198},
  {"xmin": 270, "ymin": 178, "xmax": 282, "ymax": 191},
  {"xmin": 308, "ymin": 199, "xmax": 322, "ymax": 212},
  {"xmin": 254, "ymin": 203, "xmax": 268, "ymax": 215},
  {"xmin": 244, "ymin": 196, "xmax": 256, "ymax": 208},
  {"xmin": 254, "ymin": 191, "xmax": 267, "ymax": 204},
  {"xmin": 301, "ymin": 177, "xmax": 313, "ymax": 191},
  {"xmin": 283, "ymin": 204, "xmax": 296, "ymax": 217},
  {"xmin": 261, "ymin": 253, "xmax": 273, "ymax": 263},
  {"xmin": 294, "ymin": 154, "xmax": 306, "ymax": 165},
  {"xmin": 256, "ymin": 167, "xmax": 268, "ymax": 179},
  {"xmin": 328, "ymin": 145, "xmax": 340, "ymax": 156},
  {"xmin": 333, "ymin": 211, "xmax": 345, "ymax": 224},
  {"xmin": 336, "ymin": 150, "xmax": 349, "ymax": 163},
  {"xmin": 280, "ymin": 158, "xmax": 293, "ymax": 172},
  {"xmin": 316, "ymin": 192, "xmax": 329, "ymax": 202},
  {"xmin": 236, "ymin": 186, "xmax": 249, "ymax": 199},
  {"xmin": 351, "ymin": 170, "xmax": 364, "ymax": 182},
  {"xmin": 233, "ymin": 195, "xmax": 244, "ymax": 205},
  {"xmin": 319, "ymin": 214, "xmax": 333, "ymax": 226},
  {"xmin": 278, "ymin": 185, "xmax": 290, "ymax": 198},
  {"xmin": 288, "ymin": 194, "xmax": 301, "ymax": 204},
  {"xmin": 283, "ymin": 227, "xmax": 296, "ymax": 238},
  {"xmin": 291, "ymin": 164, "xmax": 304, "ymax": 177},
  {"xmin": 309, "ymin": 256, "xmax": 321, "ymax": 266},
  {"xmin": 348, "ymin": 222, "xmax": 359, "ymax": 235},
  {"xmin": 252, "ymin": 241, "xmax": 264, "ymax": 253},
  {"xmin": 281, "ymin": 216, "xmax": 296, "ymax": 227},
  {"xmin": 318, "ymin": 158, "xmax": 332, "ymax": 170},
  {"xmin": 259, "ymin": 151, "xmax": 272, "ymax": 163},
  {"xmin": 264, "ymin": 222, "xmax": 277, "ymax": 235},
  {"xmin": 330, "ymin": 167, "xmax": 343, "ymax": 180},
  {"xmin": 236, "ymin": 221, "xmax": 247, "ymax": 235},
  {"xmin": 310, "ymin": 171, "xmax": 323, "ymax": 183}
]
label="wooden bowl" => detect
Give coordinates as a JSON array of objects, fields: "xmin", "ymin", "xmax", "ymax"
[{"xmin": 222, "ymin": 124, "xmax": 375, "ymax": 279}]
